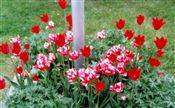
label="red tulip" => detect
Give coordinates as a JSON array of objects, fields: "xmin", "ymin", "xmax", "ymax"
[
  {"xmin": 66, "ymin": 14, "xmax": 72, "ymax": 30},
  {"xmin": 0, "ymin": 79, "xmax": 6, "ymax": 90},
  {"xmin": 157, "ymin": 72, "xmax": 165, "ymax": 77},
  {"xmin": 12, "ymin": 43, "xmax": 21, "ymax": 55},
  {"xmin": 24, "ymin": 43, "xmax": 30, "ymax": 50},
  {"xmin": 95, "ymin": 81, "xmax": 105, "ymax": 92},
  {"xmin": 124, "ymin": 29, "xmax": 134, "ymax": 40},
  {"xmin": 115, "ymin": 19, "xmax": 125, "ymax": 30},
  {"xmin": 154, "ymin": 36, "xmax": 167, "ymax": 49},
  {"xmin": 16, "ymin": 66, "xmax": 23, "ymax": 74},
  {"xmin": 105, "ymin": 53, "xmax": 117, "ymax": 63},
  {"xmin": 156, "ymin": 49, "xmax": 164, "ymax": 57},
  {"xmin": 69, "ymin": 50, "xmax": 80, "ymax": 61},
  {"xmin": 80, "ymin": 45, "xmax": 92, "ymax": 58},
  {"xmin": 136, "ymin": 15, "xmax": 144, "ymax": 25},
  {"xmin": 149, "ymin": 57, "xmax": 161, "ymax": 67},
  {"xmin": 32, "ymin": 75, "xmax": 39, "ymax": 81},
  {"xmin": 139, "ymin": 55, "xmax": 143, "ymax": 61},
  {"xmin": 110, "ymin": 82, "xmax": 124, "ymax": 94},
  {"xmin": 40, "ymin": 14, "xmax": 49, "ymax": 23},
  {"xmin": 57, "ymin": 0, "xmax": 67, "ymax": 10},
  {"xmin": 31, "ymin": 25, "xmax": 40, "ymax": 34},
  {"xmin": 20, "ymin": 51, "xmax": 29, "ymax": 64},
  {"xmin": 133, "ymin": 35, "xmax": 145, "ymax": 48},
  {"xmin": 128, "ymin": 67, "xmax": 141, "ymax": 81},
  {"xmin": 152, "ymin": 17, "xmax": 165, "ymax": 30},
  {"xmin": 55, "ymin": 34, "xmax": 66, "ymax": 47},
  {"xmin": 22, "ymin": 73, "xmax": 29, "ymax": 79},
  {"xmin": 0, "ymin": 43, "xmax": 10, "ymax": 54}
]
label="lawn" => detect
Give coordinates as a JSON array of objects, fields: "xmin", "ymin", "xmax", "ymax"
[{"xmin": 0, "ymin": 0, "xmax": 175, "ymax": 100}]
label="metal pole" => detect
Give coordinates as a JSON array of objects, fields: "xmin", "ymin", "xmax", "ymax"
[{"xmin": 71, "ymin": 0, "xmax": 85, "ymax": 69}]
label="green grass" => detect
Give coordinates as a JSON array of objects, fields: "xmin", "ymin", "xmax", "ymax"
[
  {"xmin": 0, "ymin": 0, "xmax": 175, "ymax": 100},
  {"xmin": 85, "ymin": 0, "xmax": 175, "ymax": 73}
]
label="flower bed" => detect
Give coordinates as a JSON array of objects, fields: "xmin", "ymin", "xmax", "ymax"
[{"xmin": 0, "ymin": 0, "xmax": 175, "ymax": 107}]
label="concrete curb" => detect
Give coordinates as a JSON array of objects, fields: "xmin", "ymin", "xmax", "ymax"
[{"xmin": 0, "ymin": 101, "xmax": 6, "ymax": 108}]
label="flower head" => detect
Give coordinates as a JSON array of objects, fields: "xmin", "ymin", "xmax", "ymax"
[
  {"xmin": 128, "ymin": 67, "xmax": 141, "ymax": 80},
  {"xmin": 46, "ymin": 20, "xmax": 55, "ymax": 29},
  {"xmin": 157, "ymin": 72, "xmax": 165, "ymax": 77},
  {"xmin": 69, "ymin": 50, "xmax": 80, "ymax": 61},
  {"xmin": 115, "ymin": 19, "xmax": 125, "ymax": 30},
  {"xmin": 16, "ymin": 66, "xmax": 23, "ymax": 74},
  {"xmin": 149, "ymin": 57, "xmax": 161, "ymax": 67},
  {"xmin": 136, "ymin": 15, "xmax": 144, "ymax": 25},
  {"xmin": 154, "ymin": 36, "xmax": 167, "ymax": 49},
  {"xmin": 11, "ymin": 43, "xmax": 21, "ymax": 55},
  {"xmin": 24, "ymin": 43, "xmax": 30, "ymax": 50},
  {"xmin": 79, "ymin": 68, "xmax": 99, "ymax": 86},
  {"xmin": 32, "ymin": 75, "xmax": 39, "ymax": 81},
  {"xmin": 117, "ymin": 50, "xmax": 134, "ymax": 64},
  {"xmin": 107, "ymin": 45, "xmax": 122, "ymax": 55},
  {"xmin": 139, "ymin": 55, "xmax": 143, "ymax": 61},
  {"xmin": 67, "ymin": 68, "xmax": 79, "ymax": 83},
  {"xmin": 156, "ymin": 49, "xmax": 164, "ymax": 57},
  {"xmin": 57, "ymin": 0, "xmax": 67, "ymax": 10},
  {"xmin": 66, "ymin": 14, "xmax": 72, "ymax": 30},
  {"xmin": 21, "ymin": 72, "xmax": 29, "ymax": 79},
  {"xmin": 40, "ymin": 14, "xmax": 49, "ymax": 23},
  {"xmin": 55, "ymin": 34, "xmax": 66, "ymax": 47},
  {"xmin": 48, "ymin": 53, "xmax": 56, "ymax": 62},
  {"xmin": 31, "ymin": 25, "xmax": 40, "ymax": 34},
  {"xmin": 0, "ymin": 79, "xmax": 6, "ymax": 90},
  {"xmin": 152, "ymin": 17, "xmax": 165, "ymax": 30},
  {"xmin": 0, "ymin": 43, "xmax": 10, "ymax": 54},
  {"xmin": 110, "ymin": 82, "xmax": 124, "ymax": 94},
  {"xmin": 20, "ymin": 51, "xmax": 29, "ymax": 64},
  {"xmin": 80, "ymin": 45, "xmax": 92, "ymax": 58},
  {"xmin": 44, "ymin": 42, "xmax": 51, "ymax": 49},
  {"xmin": 65, "ymin": 31, "xmax": 73, "ymax": 43},
  {"xmin": 116, "ymin": 62, "xmax": 127, "ymax": 76},
  {"xmin": 34, "ymin": 54, "xmax": 50, "ymax": 71},
  {"xmin": 95, "ymin": 59, "xmax": 116, "ymax": 76},
  {"xmin": 48, "ymin": 33, "xmax": 66, "ymax": 47},
  {"xmin": 10, "ymin": 35, "xmax": 20, "ymax": 44},
  {"xmin": 57, "ymin": 45, "xmax": 70, "ymax": 56},
  {"xmin": 96, "ymin": 30, "xmax": 107, "ymax": 40},
  {"xmin": 133, "ymin": 35, "xmax": 145, "ymax": 48},
  {"xmin": 95, "ymin": 81, "xmax": 105, "ymax": 92},
  {"xmin": 124, "ymin": 29, "xmax": 134, "ymax": 40},
  {"xmin": 48, "ymin": 33, "xmax": 57, "ymax": 42},
  {"xmin": 105, "ymin": 53, "xmax": 117, "ymax": 63}
]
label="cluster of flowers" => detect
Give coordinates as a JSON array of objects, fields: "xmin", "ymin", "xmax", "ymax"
[
  {"xmin": 33, "ymin": 53, "xmax": 56, "ymax": 71},
  {"xmin": 67, "ymin": 67, "xmax": 125, "ymax": 93},
  {"xmin": 67, "ymin": 45, "xmax": 136, "ymax": 93},
  {"xmin": 0, "ymin": 34, "xmax": 44, "ymax": 87},
  {"xmin": 47, "ymin": 31, "xmax": 93, "ymax": 60},
  {"xmin": 0, "ymin": 36, "xmax": 30, "ymax": 76},
  {"xmin": 0, "ymin": 36, "xmax": 29, "ymax": 64},
  {"xmin": 0, "ymin": 0, "xmax": 69, "ymax": 89},
  {"xmin": 31, "ymin": 0, "xmax": 71, "ymax": 34},
  {"xmin": 0, "ymin": 35, "xmax": 44, "ymax": 81},
  {"xmin": 115, "ymin": 15, "xmax": 167, "ymax": 68},
  {"xmin": 0, "ymin": 1, "xmax": 168, "ymax": 100},
  {"xmin": 66, "ymin": 14, "xmax": 168, "ymax": 94},
  {"xmin": 97, "ymin": 45, "xmax": 134, "ymax": 77}
]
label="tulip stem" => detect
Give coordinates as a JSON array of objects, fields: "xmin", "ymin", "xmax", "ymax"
[
  {"xmin": 96, "ymin": 93, "xmax": 100, "ymax": 108},
  {"xmin": 86, "ymin": 58, "xmax": 89, "ymax": 67},
  {"xmin": 88, "ymin": 86, "xmax": 93, "ymax": 107},
  {"xmin": 99, "ymin": 94, "xmax": 110, "ymax": 108}
]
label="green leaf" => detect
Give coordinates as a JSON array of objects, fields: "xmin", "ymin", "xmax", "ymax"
[{"xmin": 4, "ymin": 76, "xmax": 20, "ymax": 88}]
